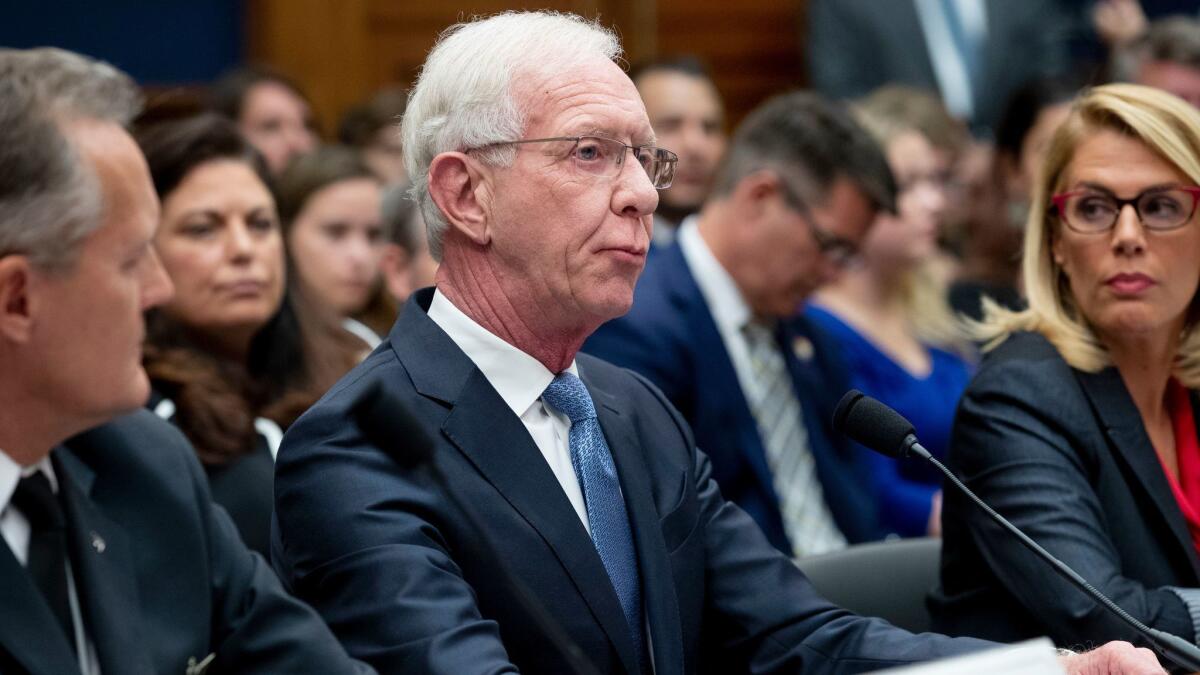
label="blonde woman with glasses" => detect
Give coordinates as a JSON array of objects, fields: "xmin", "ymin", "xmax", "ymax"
[{"xmin": 930, "ymin": 84, "xmax": 1200, "ymax": 653}]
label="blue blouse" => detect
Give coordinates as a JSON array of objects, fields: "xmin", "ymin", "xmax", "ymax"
[{"xmin": 806, "ymin": 304, "xmax": 973, "ymax": 537}]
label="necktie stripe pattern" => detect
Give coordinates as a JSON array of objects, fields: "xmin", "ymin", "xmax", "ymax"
[
  {"xmin": 742, "ymin": 322, "xmax": 846, "ymax": 558},
  {"xmin": 542, "ymin": 372, "xmax": 646, "ymax": 672}
]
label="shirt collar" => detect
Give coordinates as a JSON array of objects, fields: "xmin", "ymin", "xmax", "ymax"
[
  {"xmin": 677, "ymin": 216, "xmax": 754, "ymax": 333},
  {"xmin": 0, "ymin": 450, "xmax": 59, "ymax": 514},
  {"xmin": 427, "ymin": 289, "xmax": 579, "ymax": 417}
]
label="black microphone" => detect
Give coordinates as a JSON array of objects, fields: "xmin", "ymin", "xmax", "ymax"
[
  {"xmin": 832, "ymin": 389, "xmax": 1200, "ymax": 673},
  {"xmin": 352, "ymin": 382, "xmax": 602, "ymax": 675}
]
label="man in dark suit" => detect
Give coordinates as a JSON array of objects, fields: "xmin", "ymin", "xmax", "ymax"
[
  {"xmin": 0, "ymin": 48, "xmax": 369, "ymax": 674},
  {"xmin": 807, "ymin": 0, "xmax": 1073, "ymax": 135},
  {"xmin": 584, "ymin": 92, "xmax": 887, "ymax": 557},
  {"xmin": 272, "ymin": 11, "xmax": 1164, "ymax": 675}
]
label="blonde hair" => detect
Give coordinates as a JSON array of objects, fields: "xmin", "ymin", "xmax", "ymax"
[
  {"xmin": 978, "ymin": 83, "xmax": 1200, "ymax": 385},
  {"xmin": 853, "ymin": 85, "xmax": 969, "ymax": 161},
  {"xmin": 853, "ymin": 87, "xmax": 970, "ymax": 354}
]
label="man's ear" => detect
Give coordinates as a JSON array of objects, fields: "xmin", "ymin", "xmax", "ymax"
[
  {"xmin": 427, "ymin": 152, "xmax": 492, "ymax": 246},
  {"xmin": 0, "ymin": 256, "xmax": 35, "ymax": 344},
  {"xmin": 731, "ymin": 170, "xmax": 784, "ymax": 223}
]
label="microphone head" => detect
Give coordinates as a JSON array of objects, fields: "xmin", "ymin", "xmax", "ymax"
[
  {"xmin": 832, "ymin": 389, "xmax": 916, "ymax": 458},
  {"xmin": 352, "ymin": 381, "xmax": 436, "ymax": 468}
]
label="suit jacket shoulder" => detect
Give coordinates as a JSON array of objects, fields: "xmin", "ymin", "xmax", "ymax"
[
  {"xmin": 2, "ymin": 410, "xmax": 371, "ymax": 675},
  {"xmin": 932, "ymin": 331, "xmax": 1200, "ymax": 646}
]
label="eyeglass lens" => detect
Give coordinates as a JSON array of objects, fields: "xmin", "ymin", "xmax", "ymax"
[
  {"xmin": 1060, "ymin": 188, "xmax": 1198, "ymax": 232},
  {"xmin": 571, "ymin": 136, "xmax": 676, "ymax": 189}
]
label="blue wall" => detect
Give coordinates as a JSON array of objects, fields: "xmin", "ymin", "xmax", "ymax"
[{"xmin": 1, "ymin": 1, "xmax": 243, "ymax": 85}]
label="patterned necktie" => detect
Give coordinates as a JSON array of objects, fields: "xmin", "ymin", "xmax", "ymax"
[
  {"xmin": 542, "ymin": 372, "xmax": 646, "ymax": 671},
  {"xmin": 741, "ymin": 321, "xmax": 846, "ymax": 557},
  {"xmin": 12, "ymin": 472, "xmax": 77, "ymax": 654}
]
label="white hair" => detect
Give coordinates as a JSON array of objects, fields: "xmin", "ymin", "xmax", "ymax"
[{"xmin": 401, "ymin": 11, "xmax": 622, "ymax": 260}]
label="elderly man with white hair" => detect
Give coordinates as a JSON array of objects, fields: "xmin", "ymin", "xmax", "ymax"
[{"xmin": 272, "ymin": 11, "xmax": 1166, "ymax": 675}]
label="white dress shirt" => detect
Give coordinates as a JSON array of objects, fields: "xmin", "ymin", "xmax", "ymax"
[
  {"xmin": 913, "ymin": 0, "xmax": 988, "ymax": 120},
  {"xmin": 677, "ymin": 218, "xmax": 759, "ymax": 404},
  {"xmin": 678, "ymin": 219, "xmax": 844, "ymax": 555},
  {"xmin": 427, "ymin": 289, "xmax": 590, "ymax": 532},
  {"xmin": 0, "ymin": 449, "xmax": 101, "ymax": 674}
]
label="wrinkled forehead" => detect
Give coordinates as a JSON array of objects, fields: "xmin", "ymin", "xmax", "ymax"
[{"xmin": 515, "ymin": 59, "xmax": 655, "ymax": 145}]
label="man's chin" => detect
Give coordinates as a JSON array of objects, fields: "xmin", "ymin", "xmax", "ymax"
[{"xmin": 583, "ymin": 289, "xmax": 637, "ymax": 324}]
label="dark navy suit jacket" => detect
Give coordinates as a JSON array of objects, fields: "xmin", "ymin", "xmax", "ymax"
[
  {"xmin": 0, "ymin": 411, "xmax": 367, "ymax": 675},
  {"xmin": 271, "ymin": 289, "xmax": 985, "ymax": 674},
  {"xmin": 584, "ymin": 242, "xmax": 883, "ymax": 554},
  {"xmin": 931, "ymin": 332, "xmax": 1200, "ymax": 649}
]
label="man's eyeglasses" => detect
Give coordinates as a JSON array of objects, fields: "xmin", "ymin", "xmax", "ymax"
[
  {"xmin": 775, "ymin": 177, "xmax": 859, "ymax": 267},
  {"xmin": 1050, "ymin": 186, "xmax": 1200, "ymax": 234},
  {"xmin": 471, "ymin": 135, "xmax": 678, "ymax": 189}
]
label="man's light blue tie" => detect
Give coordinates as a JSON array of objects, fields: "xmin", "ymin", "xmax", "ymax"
[{"xmin": 542, "ymin": 372, "xmax": 646, "ymax": 672}]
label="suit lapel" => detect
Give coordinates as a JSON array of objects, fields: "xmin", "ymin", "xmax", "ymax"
[
  {"xmin": 0, "ymin": 532, "xmax": 81, "ymax": 674},
  {"xmin": 662, "ymin": 245, "xmax": 780, "ymax": 504},
  {"xmin": 395, "ymin": 291, "xmax": 640, "ymax": 674},
  {"xmin": 54, "ymin": 449, "xmax": 155, "ymax": 675},
  {"xmin": 1075, "ymin": 369, "xmax": 1200, "ymax": 581},
  {"xmin": 589, "ymin": 374, "xmax": 685, "ymax": 675}
]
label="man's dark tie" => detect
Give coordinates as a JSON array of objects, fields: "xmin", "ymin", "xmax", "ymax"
[
  {"xmin": 542, "ymin": 372, "xmax": 647, "ymax": 673},
  {"xmin": 11, "ymin": 472, "xmax": 77, "ymax": 654}
]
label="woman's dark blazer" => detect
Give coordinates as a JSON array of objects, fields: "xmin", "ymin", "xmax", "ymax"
[{"xmin": 929, "ymin": 331, "xmax": 1200, "ymax": 650}]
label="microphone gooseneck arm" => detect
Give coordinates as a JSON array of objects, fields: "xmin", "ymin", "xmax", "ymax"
[
  {"xmin": 832, "ymin": 389, "xmax": 1200, "ymax": 672},
  {"xmin": 918, "ymin": 442, "xmax": 1200, "ymax": 673}
]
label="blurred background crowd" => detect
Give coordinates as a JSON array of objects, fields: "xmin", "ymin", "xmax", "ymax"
[
  {"xmin": 5, "ymin": 0, "xmax": 1200, "ymax": 557},
  {"xmin": 10, "ymin": 0, "xmax": 1200, "ymax": 666}
]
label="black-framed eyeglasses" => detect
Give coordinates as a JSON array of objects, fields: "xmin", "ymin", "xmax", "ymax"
[
  {"xmin": 1050, "ymin": 186, "xmax": 1200, "ymax": 234},
  {"xmin": 471, "ymin": 135, "xmax": 678, "ymax": 189},
  {"xmin": 775, "ymin": 178, "xmax": 860, "ymax": 268}
]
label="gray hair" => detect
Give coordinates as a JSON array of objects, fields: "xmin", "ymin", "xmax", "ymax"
[
  {"xmin": 0, "ymin": 47, "xmax": 142, "ymax": 270},
  {"xmin": 400, "ymin": 11, "xmax": 621, "ymax": 260}
]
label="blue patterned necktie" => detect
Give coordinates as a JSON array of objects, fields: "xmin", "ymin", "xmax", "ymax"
[{"xmin": 542, "ymin": 372, "xmax": 646, "ymax": 671}]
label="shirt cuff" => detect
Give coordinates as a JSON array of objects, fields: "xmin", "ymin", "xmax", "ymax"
[{"xmin": 1167, "ymin": 587, "xmax": 1200, "ymax": 643}]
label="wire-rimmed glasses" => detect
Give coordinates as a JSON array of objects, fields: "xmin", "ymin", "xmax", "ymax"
[
  {"xmin": 472, "ymin": 135, "xmax": 678, "ymax": 189},
  {"xmin": 774, "ymin": 174, "xmax": 860, "ymax": 267}
]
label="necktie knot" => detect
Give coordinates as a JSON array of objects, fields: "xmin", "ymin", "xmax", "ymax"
[
  {"xmin": 11, "ymin": 472, "xmax": 65, "ymax": 530},
  {"xmin": 541, "ymin": 372, "xmax": 597, "ymax": 423}
]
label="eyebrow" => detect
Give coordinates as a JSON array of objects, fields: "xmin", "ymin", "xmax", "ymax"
[
  {"xmin": 175, "ymin": 206, "xmax": 273, "ymax": 221},
  {"xmin": 1073, "ymin": 181, "xmax": 1187, "ymax": 196}
]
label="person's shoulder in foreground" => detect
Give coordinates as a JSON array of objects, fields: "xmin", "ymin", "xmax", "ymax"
[
  {"xmin": 52, "ymin": 410, "xmax": 372, "ymax": 674},
  {"xmin": 0, "ymin": 47, "xmax": 370, "ymax": 674}
]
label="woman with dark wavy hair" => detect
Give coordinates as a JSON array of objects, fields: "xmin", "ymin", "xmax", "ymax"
[{"xmin": 134, "ymin": 113, "xmax": 358, "ymax": 554}]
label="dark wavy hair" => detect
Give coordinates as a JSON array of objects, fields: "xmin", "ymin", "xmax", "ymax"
[{"xmin": 134, "ymin": 113, "xmax": 355, "ymax": 464}]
